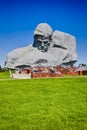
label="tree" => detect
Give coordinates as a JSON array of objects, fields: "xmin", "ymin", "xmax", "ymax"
[{"xmin": 0, "ymin": 65, "xmax": 2, "ymax": 72}]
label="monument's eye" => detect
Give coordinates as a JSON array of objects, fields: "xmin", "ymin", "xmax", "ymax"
[
  {"xmin": 37, "ymin": 40, "xmax": 42, "ymax": 44},
  {"xmin": 44, "ymin": 41, "xmax": 48, "ymax": 44}
]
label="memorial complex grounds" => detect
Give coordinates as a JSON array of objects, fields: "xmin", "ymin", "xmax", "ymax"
[{"xmin": 0, "ymin": 72, "xmax": 87, "ymax": 129}]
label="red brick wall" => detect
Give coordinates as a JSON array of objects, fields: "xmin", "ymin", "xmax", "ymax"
[{"xmin": 21, "ymin": 66, "xmax": 79, "ymax": 78}]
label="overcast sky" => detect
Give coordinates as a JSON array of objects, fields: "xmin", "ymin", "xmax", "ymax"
[{"xmin": 0, "ymin": 0, "xmax": 87, "ymax": 67}]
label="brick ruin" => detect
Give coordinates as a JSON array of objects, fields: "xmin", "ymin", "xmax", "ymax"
[
  {"xmin": 10, "ymin": 65, "xmax": 87, "ymax": 79},
  {"xmin": 10, "ymin": 66, "xmax": 80, "ymax": 79}
]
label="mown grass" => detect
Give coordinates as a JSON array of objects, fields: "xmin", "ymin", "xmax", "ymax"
[
  {"xmin": 0, "ymin": 71, "xmax": 9, "ymax": 79},
  {"xmin": 0, "ymin": 77, "xmax": 87, "ymax": 130}
]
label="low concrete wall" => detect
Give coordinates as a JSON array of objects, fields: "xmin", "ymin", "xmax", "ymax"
[{"xmin": 10, "ymin": 73, "xmax": 31, "ymax": 79}]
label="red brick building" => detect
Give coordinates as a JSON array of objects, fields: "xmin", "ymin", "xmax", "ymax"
[{"xmin": 75, "ymin": 66, "xmax": 87, "ymax": 76}]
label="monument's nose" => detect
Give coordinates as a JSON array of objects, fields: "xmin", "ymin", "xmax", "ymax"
[{"xmin": 41, "ymin": 42, "xmax": 44, "ymax": 47}]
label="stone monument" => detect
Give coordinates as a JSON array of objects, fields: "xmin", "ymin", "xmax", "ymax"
[{"xmin": 5, "ymin": 23, "xmax": 77, "ymax": 69}]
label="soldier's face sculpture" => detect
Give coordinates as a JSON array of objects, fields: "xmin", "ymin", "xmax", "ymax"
[{"xmin": 34, "ymin": 35, "xmax": 51, "ymax": 52}]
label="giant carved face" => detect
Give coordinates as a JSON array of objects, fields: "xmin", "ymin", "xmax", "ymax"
[{"xmin": 34, "ymin": 35, "xmax": 51, "ymax": 52}]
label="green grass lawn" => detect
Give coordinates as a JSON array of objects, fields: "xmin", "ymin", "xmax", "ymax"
[
  {"xmin": 0, "ymin": 77, "xmax": 87, "ymax": 130},
  {"xmin": 0, "ymin": 71, "xmax": 9, "ymax": 79}
]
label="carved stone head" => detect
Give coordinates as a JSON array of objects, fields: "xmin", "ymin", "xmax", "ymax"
[{"xmin": 33, "ymin": 23, "xmax": 53, "ymax": 52}]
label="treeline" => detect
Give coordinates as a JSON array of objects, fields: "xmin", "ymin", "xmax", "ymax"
[{"xmin": 0, "ymin": 65, "xmax": 8, "ymax": 72}]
